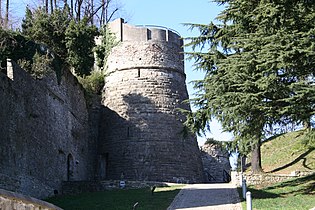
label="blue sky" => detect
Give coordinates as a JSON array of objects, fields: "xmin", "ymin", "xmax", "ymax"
[
  {"xmin": 11, "ymin": 0, "xmax": 233, "ymax": 145},
  {"xmin": 119, "ymin": 0, "xmax": 232, "ymax": 145}
]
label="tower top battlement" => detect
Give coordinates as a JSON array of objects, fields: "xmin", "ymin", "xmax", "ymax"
[{"xmin": 108, "ymin": 18, "xmax": 183, "ymax": 46}]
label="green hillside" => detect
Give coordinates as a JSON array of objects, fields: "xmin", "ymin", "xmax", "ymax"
[{"xmin": 261, "ymin": 130, "xmax": 315, "ymax": 174}]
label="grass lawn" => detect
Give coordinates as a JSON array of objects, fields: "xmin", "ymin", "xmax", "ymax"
[
  {"xmin": 46, "ymin": 185, "xmax": 184, "ymax": 210},
  {"xmin": 261, "ymin": 130, "xmax": 315, "ymax": 174},
  {"xmin": 239, "ymin": 173, "xmax": 315, "ymax": 210}
]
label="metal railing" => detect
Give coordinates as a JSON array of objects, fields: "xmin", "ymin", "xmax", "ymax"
[
  {"xmin": 223, "ymin": 169, "xmax": 231, "ymax": 183},
  {"xmin": 135, "ymin": 24, "xmax": 181, "ymax": 36},
  {"xmin": 205, "ymin": 171, "xmax": 216, "ymax": 182}
]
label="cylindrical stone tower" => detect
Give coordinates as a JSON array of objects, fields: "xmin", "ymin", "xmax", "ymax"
[{"xmin": 99, "ymin": 18, "xmax": 204, "ymax": 183}]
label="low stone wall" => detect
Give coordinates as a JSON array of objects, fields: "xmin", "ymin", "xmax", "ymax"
[
  {"xmin": 231, "ymin": 171, "xmax": 314, "ymax": 186},
  {"xmin": 0, "ymin": 189, "xmax": 62, "ymax": 210},
  {"xmin": 62, "ymin": 180, "xmax": 182, "ymax": 195},
  {"xmin": 244, "ymin": 174, "xmax": 299, "ymax": 186}
]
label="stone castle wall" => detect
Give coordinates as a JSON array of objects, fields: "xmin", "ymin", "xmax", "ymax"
[
  {"xmin": 0, "ymin": 60, "xmax": 97, "ymax": 199},
  {"xmin": 99, "ymin": 19, "xmax": 204, "ymax": 183},
  {"xmin": 0, "ymin": 19, "xmax": 220, "ymax": 198}
]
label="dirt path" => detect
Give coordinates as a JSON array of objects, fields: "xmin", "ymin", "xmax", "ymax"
[{"xmin": 167, "ymin": 183, "xmax": 242, "ymax": 210}]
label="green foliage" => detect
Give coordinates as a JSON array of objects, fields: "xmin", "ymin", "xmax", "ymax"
[
  {"xmin": 19, "ymin": 6, "xmax": 72, "ymax": 82},
  {"xmin": 77, "ymin": 70, "xmax": 104, "ymax": 95},
  {"xmin": 204, "ymin": 137, "xmax": 233, "ymax": 154},
  {"xmin": 22, "ymin": 6, "xmax": 71, "ymax": 62},
  {"xmin": 30, "ymin": 52, "xmax": 54, "ymax": 79},
  {"xmin": 21, "ymin": 6, "xmax": 101, "ymax": 77},
  {"xmin": 2, "ymin": 5, "xmax": 116, "ymax": 81},
  {"xmin": 0, "ymin": 28, "xmax": 36, "ymax": 68},
  {"xmin": 204, "ymin": 137, "xmax": 221, "ymax": 145},
  {"xmin": 185, "ymin": 0, "xmax": 315, "ymax": 171},
  {"xmin": 94, "ymin": 26, "xmax": 119, "ymax": 70},
  {"xmin": 0, "ymin": 27, "xmax": 56, "ymax": 79},
  {"xmin": 21, "ymin": 7, "xmax": 33, "ymax": 35},
  {"xmin": 65, "ymin": 19, "xmax": 98, "ymax": 76}
]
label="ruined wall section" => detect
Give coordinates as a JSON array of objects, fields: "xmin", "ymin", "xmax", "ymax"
[
  {"xmin": 100, "ymin": 19, "xmax": 204, "ymax": 183},
  {"xmin": 201, "ymin": 143, "xmax": 231, "ymax": 183},
  {"xmin": 0, "ymin": 60, "xmax": 97, "ymax": 199}
]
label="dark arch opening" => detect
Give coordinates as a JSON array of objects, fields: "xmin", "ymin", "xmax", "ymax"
[{"xmin": 67, "ymin": 154, "xmax": 74, "ymax": 181}]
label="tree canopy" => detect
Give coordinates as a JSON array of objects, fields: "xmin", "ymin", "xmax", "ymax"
[
  {"xmin": 20, "ymin": 6, "xmax": 101, "ymax": 76},
  {"xmin": 1, "ymin": 0, "xmax": 123, "ymax": 77},
  {"xmin": 1, "ymin": 0, "xmax": 122, "ymax": 29},
  {"xmin": 185, "ymin": 0, "xmax": 315, "ymax": 173}
]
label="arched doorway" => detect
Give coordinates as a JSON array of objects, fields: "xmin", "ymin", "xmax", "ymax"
[
  {"xmin": 67, "ymin": 154, "xmax": 74, "ymax": 181},
  {"xmin": 99, "ymin": 153, "xmax": 109, "ymax": 180}
]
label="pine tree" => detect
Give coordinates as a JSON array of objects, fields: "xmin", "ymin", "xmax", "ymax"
[
  {"xmin": 21, "ymin": 7, "xmax": 71, "ymax": 66},
  {"xmin": 185, "ymin": 0, "xmax": 315, "ymax": 173},
  {"xmin": 65, "ymin": 18, "xmax": 98, "ymax": 76},
  {"xmin": 5, "ymin": 0, "xmax": 9, "ymax": 28}
]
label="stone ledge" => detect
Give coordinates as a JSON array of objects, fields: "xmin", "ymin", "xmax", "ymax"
[{"xmin": 0, "ymin": 188, "xmax": 63, "ymax": 210}]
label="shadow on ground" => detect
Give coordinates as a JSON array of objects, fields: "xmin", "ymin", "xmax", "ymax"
[
  {"xmin": 243, "ymin": 173, "xmax": 315, "ymax": 201},
  {"xmin": 268, "ymin": 148, "xmax": 314, "ymax": 173},
  {"xmin": 264, "ymin": 173, "xmax": 315, "ymax": 196},
  {"xmin": 169, "ymin": 185, "xmax": 241, "ymax": 209}
]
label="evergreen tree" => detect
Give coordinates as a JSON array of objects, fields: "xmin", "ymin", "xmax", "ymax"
[
  {"xmin": 185, "ymin": 0, "xmax": 315, "ymax": 173},
  {"xmin": 22, "ymin": 6, "xmax": 98, "ymax": 76},
  {"xmin": 21, "ymin": 7, "xmax": 33, "ymax": 35},
  {"xmin": 21, "ymin": 6, "xmax": 71, "ymax": 64},
  {"xmin": 65, "ymin": 18, "xmax": 98, "ymax": 76},
  {"xmin": 94, "ymin": 25, "xmax": 119, "ymax": 71}
]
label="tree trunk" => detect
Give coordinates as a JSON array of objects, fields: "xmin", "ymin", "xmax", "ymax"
[
  {"xmin": 100, "ymin": 0, "xmax": 105, "ymax": 26},
  {"xmin": 76, "ymin": 0, "xmax": 84, "ymax": 21},
  {"xmin": 50, "ymin": 0, "xmax": 53, "ymax": 13},
  {"xmin": 5, "ymin": 0, "xmax": 8, "ymax": 28},
  {"xmin": 0, "ymin": 0, "xmax": 2, "ymax": 26},
  {"xmin": 70, "ymin": 0, "xmax": 73, "ymax": 17},
  {"xmin": 90, "ymin": 0, "xmax": 93, "ymax": 24},
  {"xmin": 251, "ymin": 140, "xmax": 263, "ymax": 174},
  {"xmin": 240, "ymin": 155, "xmax": 247, "ymax": 172},
  {"xmin": 45, "ymin": 0, "xmax": 49, "ymax": 13},
  {"xmin": 104, "ymin": 0, "xmax": 108, "ymax": 24},
  {"xmin": 303, "ymin": 119, "xmax": 311, "ymax": 131}
]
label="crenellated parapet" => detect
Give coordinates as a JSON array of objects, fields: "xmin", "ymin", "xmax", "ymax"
[
  {"xmin": 105, "ymin": 19, "xmax": 185, "ymax": 76},
  {"xmin": 108, "ymin": 18, "xmax": 183, "ymax": 46}
]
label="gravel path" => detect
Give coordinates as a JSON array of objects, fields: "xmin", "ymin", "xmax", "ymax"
[{"xmin": 167, "ymin": 183, "xmax": 242, "ymax": 210}]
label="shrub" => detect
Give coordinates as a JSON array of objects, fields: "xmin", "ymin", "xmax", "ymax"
[{"xmin": 77, "ymin": 70, "xmax": 104, "ymax": 95}]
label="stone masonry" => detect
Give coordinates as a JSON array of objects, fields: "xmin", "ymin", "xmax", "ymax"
[
  {"xmin": 0, "ymin": 19, "xmax": 233, "ymax": 199},
  {"xmin": 201, "ymin": 143, "xmax": 231, "ymax": 183},
  {"xmin": 0, "ymin": 189, "xmax": 62, "ymax": 210},
  {"xmin": 99, "ymin": 19, "xmax": 204, "ymax": 183},
  {"xmin": 0, "ymin": 60, "xmax": 97, "ymax": 199}
]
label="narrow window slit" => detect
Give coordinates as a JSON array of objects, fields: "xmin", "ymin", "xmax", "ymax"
[{"xmin": 127, "ymin": 127, "xmax": 130, "ymax": 137}]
